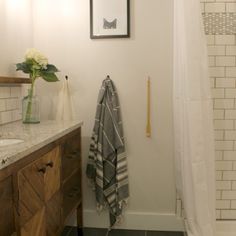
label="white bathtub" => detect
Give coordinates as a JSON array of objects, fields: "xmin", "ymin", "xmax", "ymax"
[{"xmin": 216, "ymin": 221, "xmax": 236, "ymax": 236}]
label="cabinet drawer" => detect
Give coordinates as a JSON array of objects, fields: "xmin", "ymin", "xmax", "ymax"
[
  {"xmin": 18, "ymin": 146, "xmax": 61, "ymax": 226},
  {"xmin": 62, "ymin": 132, "xmax": 81, "ymax": 180},
  {"xmin": 62, "ymin": 170, "xmax": 81, "ymax": 220}
]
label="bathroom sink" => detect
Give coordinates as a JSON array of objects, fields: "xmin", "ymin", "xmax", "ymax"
[{"xmin": 0, "ymin": 138, "xmax": 24, "ymax": 147}]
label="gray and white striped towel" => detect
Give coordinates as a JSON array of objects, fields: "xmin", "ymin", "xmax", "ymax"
[{"xmin": 86, "ymin": 77, "xmax": 129, "ymax": 227}]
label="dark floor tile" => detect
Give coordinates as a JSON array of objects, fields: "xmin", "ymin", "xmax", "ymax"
[
  {"xmin": 83, "ymin": 227, "xmax": 107, "ymax": 236},
  {"xmin": 61, "ymin": 226, "xmax": 76, "ymax": 236},
  {"xmin": 62, "ymin": 227, "xmax": 184, "ymax": 236},
  {"xmin": 61, "ymin": 226, "xmax": 83, "ymax": 236},
  {"xmin": 83, "ymin": 228, "xmax": 146, "ymax": 236},
  {"xmin": 61, "ymin": 226, "xmax": 73, "ymax": 236},
  {"xmin": 147, "ymin": 231, "xmax": 184, "ymax": 236},
  {"xmin": 109, "ymin": 229, "xmax": 145, "ymax": 236}
]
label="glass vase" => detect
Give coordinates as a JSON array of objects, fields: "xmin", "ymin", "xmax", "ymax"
[{"xmin": 22, "ymin": 89, "xmax": 40, "ymax": 124}]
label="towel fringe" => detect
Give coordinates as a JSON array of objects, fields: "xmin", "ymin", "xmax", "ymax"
[
  {"xmin": 97, "ymin": 203, "xmax": 104, "ymax": 212},
  {"xmin": 118, "ymin": 198, "xmax": 129, "ymax": 209}
]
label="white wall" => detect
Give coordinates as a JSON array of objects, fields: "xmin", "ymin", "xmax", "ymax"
[
  {"xmin": 33, "ymin": 0, "xmax": 182, "ymax": 230},
  {"xmin": 0, "ymin": 0, "xmax": 33, "ymax": 76},
  {"xmin": 0, "ymin": 0, "xmax": 33, "ymax": 125}
]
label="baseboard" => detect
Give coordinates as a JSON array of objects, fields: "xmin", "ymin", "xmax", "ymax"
[{"xmin": 83, "ymin": 209, "xmax": 184, "ymax": 231}]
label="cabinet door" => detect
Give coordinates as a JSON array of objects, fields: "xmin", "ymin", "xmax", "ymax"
[
  {"xmin": 62, "ymin": 170, "xmax": 81, "ymax": 221},
  {"xmin": 0, "ymin": 176, "xmax": 15, "ymax": 236},
  {"xmin": 18, "ymin": 155, "xmax": 45, "ymax": 226},
  {"xmin": 18, "ymin": 146, "xmax": 61, "ymax": 230},
  {"xmin": 61, "ymin": 129, "xmax": 82, "ymax": 227},
  {"xmin": 46, "ymin": 191, "xmax": 62, "ymax": 236},
  {"xmin": 21, "ymin": 207, "xmax": 46, "ymax": 236}
]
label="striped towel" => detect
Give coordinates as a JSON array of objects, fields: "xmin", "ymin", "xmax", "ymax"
[{"xmin": 86, "ymin": 77, "xmax": 129, "ymax": 227}]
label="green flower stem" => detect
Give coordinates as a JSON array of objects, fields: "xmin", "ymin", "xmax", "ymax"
[{"xmin": 24, "ymin": 75, "xmax": 36, "ymax": 122}]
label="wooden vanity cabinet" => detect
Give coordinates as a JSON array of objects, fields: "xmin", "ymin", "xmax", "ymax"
[
  {"xmin": 61, "ymin": 129, "xmax": 82, "ymax": 228},
  {"xmin": 17, "ymin": 146, "xmax": 61, "ymax": 236},
  {"xmin": 0, "ymin": 176, "xmax": 15, "ymax": 236},
  {"xmin": 0, "ymin": 127, "xmax": 82, "ymax": 236}
]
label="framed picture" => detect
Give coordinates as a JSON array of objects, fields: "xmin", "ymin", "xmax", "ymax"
[{"xmin": 90, "ymin": 0, "xmax": 130, "ymax": 39}]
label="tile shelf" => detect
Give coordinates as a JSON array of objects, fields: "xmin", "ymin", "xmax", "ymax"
[{"xmin": 0, "ymin": 76, "xmax": 31, "ymax": 84}]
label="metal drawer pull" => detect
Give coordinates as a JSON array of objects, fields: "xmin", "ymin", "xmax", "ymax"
[
  {"xmin": 46, "ymin": 161, "xmax": 54, "ymax": 168},
  {"xmin": 38, "ymin": 166, "xmax": 46, "ymax": 174}
]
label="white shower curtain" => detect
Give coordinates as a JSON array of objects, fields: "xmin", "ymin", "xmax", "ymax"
[{"xmin": 173, "ymin": 0, "xmax": 216, "ymax": 236}]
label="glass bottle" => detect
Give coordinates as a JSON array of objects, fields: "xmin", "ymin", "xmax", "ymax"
[{"xmin": 22, "ymin": 89, "xmax": 40, "ymax": 123}]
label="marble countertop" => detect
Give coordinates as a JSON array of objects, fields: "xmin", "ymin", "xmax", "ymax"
[{"xmin": 0, "ymin": 120, "xmax": 83, "ymax": 170}]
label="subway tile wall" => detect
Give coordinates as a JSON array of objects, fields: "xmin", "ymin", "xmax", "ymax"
[
  {"xmin": 201, "ymin": 0, "xmax": 236, "ymax": 220},
  {"xmin": 0, "ymin": 86, "xmax": 22, "ymax": 125}
]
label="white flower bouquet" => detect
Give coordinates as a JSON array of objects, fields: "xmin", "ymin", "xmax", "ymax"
[{"xmin": 16, "ymin": 48, "xmax": 59, "ymax": 123}]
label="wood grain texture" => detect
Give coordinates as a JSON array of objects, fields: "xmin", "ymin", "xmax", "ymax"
[
  {"xmin": 46, "ymin": 191, "xmax": 62, "ymax": 236},
  {"xmin": 61, "ymin": 130, "xmax": 82, "ymax": 225},
  {"xmin": 62, "ymin": 170, "xmax": 81, "ymax": 221},
  {"xmin": 62, "ymin": 131, "xmax": 81, "ymax": 181},
  {"xmin": 77, "ymin": 203, "xmax": 83, "ymax": 229},
  {"xmin": 18, "ymin": 159, "xmax": 45, "ymax": 226},
  {"xmin": 0, "ymin": 177, "xmax": 15, "ymax": 236},
  {"xmin": 43, "ymin": 146, "xmax": 61, "ymax": 202},
  {"xmin": 17, "ymin": 146, "xmax": 60, "ymax": 226},
  {"xmin": 0, "ymin": 76, "xmax": 31, "ymax": 84},
  {"xmin": 21, "ymin": 207, "xmax": 46, "ymax": 236}
]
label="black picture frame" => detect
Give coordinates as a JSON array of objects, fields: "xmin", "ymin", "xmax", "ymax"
[{"xmin": 90, "ymin": 0, "xmax": 130, "ymax": 39}]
